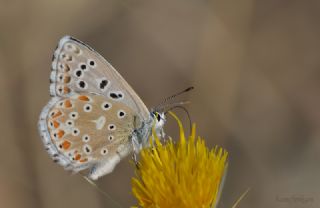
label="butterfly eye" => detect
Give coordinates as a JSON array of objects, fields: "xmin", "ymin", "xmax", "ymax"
[
  {"xmin": 72, "ymin": 128, "xmax": 80, "ymax": 136},
  {"xmin": 87, "ymin": 59, "xmax": 96, "ymax": 68},
  {"xmin": 82, "ymin": 134, "xmax": 90, "ymax": 142},
  {"xmin": 69, "ymin": 112, "xmax": 79, "ymax": 119},
  {"xmin": 100, "ymin": 148, "xmax": 108, "ymax": 155},
  {"xmin": 117, "ymin": 110, "xmax": 126, "ymax": 119},
  {"xmin": 83, "ymin": 104, "xmax": 92, "ymax": 112},
  {"xmin": 108, "ymin": 124, "xmax": 116, "ymax": 131},
  {"xmin": 101, "ymin": 102, "xmax": 112, "ymax": 111},
  {"xmin": 83, "ymin": 144, "xmax": 92, "ymax": 155}
]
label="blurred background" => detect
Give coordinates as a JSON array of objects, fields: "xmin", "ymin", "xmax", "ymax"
[{"xmin": 0, "ymin": 0, "xmax": 319, "ymax": 207}]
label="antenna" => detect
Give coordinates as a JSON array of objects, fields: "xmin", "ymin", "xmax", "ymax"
[{"xmin": 154, "ymin": 86, "xmax": 194, "ymax": 112}]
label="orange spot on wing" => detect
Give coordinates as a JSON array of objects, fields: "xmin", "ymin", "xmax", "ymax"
[
  {"xmin": 53, "ymin": 120, "xmax": 60, "ymax": 128},
  {"xmin": 57, "ymin": 130, "xmax": 65, "ymax": 138},
  {"xmin": 63, "ymin": 87, "xmax": 70, "ymax": 94},
  {"xmin": 80, "ymin": 158, "xmax": 88, "ymax": 163},
  {"xmin": 52, "ymin": 111, "xmax": 62, "ymax": 118},
  {"xmin": 64, "ymin": 76, "xmax": 71, "ymax": 83},
  {"xmin": 75, "ymin": 154, "xmax": 81, "ymax": 160},
  {"xmin": 59, "ymin": 117, "xmax": 66, "ymax": 123},
  {"xmin": 64, "ymin": 100, "xmax": 72, "ymax": 108},
  {"xmin": 78, "ymin": 95, "xmax": 90, "ymax": 101},
  {"xmin": 62, "ymin": 140, "xmax": 71, "ymax": 150},
  {"xmin": 60, "ymin": 64, "xmax": 70, "ymax": 72}
]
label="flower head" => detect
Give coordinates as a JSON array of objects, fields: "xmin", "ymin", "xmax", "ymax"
[{"xmin": 132, "ymin": 112, "xmax": 228, "ymax": 208}]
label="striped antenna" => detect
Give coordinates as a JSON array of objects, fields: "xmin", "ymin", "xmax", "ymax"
[{"xmin": 154, "ymin": 86, "xmax": 194, "ymax": 112}]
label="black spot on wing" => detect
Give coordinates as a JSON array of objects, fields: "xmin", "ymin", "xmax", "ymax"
[
  {"xmin": 109, "ymin": 92, "xmax": 123, "ymax": 100},
  {"xmin": 99, "ymin": 79, "xmax": 108, "ymax": 90}
]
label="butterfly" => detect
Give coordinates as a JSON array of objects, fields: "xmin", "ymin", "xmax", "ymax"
[{"xmin": 38, "ymin": 36, "xmax": 166, "ymax": 180}]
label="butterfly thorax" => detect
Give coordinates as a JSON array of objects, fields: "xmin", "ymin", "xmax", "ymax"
[{"xmin": 131, "ymin": 112, "xmax": 166, "ymax": 154}]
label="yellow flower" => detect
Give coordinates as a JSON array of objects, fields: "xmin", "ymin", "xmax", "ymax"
[{"xmin": 131, "ymin": 112, "xmax": 228, "ymax": 208}]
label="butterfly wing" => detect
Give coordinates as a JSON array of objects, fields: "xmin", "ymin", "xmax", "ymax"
[
  {"xmin": 39, "ymin": 94, "xmax": 139, "ymax": 178},
  {"xmin": 39, "ymin": 36, "xmax": 151, "ymax": 179},
  {"xmin": 50, "ymin": 36, "xmax": 150, "ymax": 121}
]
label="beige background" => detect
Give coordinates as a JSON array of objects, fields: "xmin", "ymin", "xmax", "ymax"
[{"xmin": 0, "ymin": 0, "xmax": 319, "ymax": 207}]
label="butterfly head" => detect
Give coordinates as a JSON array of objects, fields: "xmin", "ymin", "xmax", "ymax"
[
  {"xmin": 151, "ymin": 111, "xmax": 166, "ymax": 128},
  {"xmin": 150, "ymin": 111, "xmax": 166, "ymax": 137}
]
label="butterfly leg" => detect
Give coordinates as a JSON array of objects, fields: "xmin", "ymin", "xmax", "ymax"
[
  {"xmin": 132, "ymin": 153, "xmax": 137, "ymax": 164},
  {"xmin": 132, "ymin": 153, "xmax": 140, "ymax": 170},
  {"xmin": 131, "ymin": 139, "xmax": 140, "ymax": 169}
]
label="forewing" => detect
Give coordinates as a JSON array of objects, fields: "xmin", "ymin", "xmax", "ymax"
[{"xmin": 50, "ymin": 36, "xmax": 150, "ymax": 121}]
